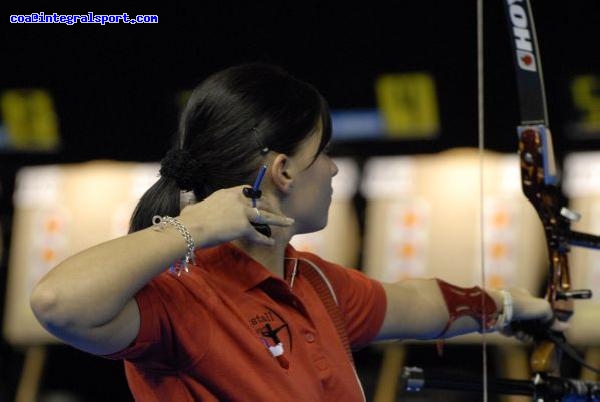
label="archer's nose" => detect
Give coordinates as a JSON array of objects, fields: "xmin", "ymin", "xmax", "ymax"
[{"xmin": 330, "ymin": 158, "xmax": 338, "ymax": 177}]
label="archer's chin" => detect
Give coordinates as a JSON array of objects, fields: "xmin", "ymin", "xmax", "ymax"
[{"xmin": 296, "ymin": 216, "xmax": 329, "ymax": 235}]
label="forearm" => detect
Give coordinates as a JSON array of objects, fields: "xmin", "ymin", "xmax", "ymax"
[
  {"xmin": 30, "ymin": 223, "xmax": 193, "ymax": 330},
  {"xmin": 378, "ymin": 278, "xmax": 504, "ymax": 340},
  {"xmin": 30, "ymin": 184, "xmax": 292, "ymax": 333}
]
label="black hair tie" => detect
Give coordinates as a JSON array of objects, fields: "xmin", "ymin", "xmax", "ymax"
[{"xmin": 159, "ymin": 148, "xmax": 201, "ymax": 191}]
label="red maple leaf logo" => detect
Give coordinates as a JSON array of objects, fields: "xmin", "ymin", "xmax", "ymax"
[{"xmin": 521, "ymin": 54, "xmax": 533, "ymax": 66}]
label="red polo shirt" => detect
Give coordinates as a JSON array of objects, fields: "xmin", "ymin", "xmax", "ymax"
[{"xmin": 106, "ymin": 243, "xmax": 387, "ymax": 401}]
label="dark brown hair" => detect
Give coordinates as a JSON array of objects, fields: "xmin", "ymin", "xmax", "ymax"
[{"xmin": 129, "ymin": 62, "xmax": 331, "ymax": 232}]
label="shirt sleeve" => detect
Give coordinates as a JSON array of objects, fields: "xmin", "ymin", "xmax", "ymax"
[
  {"xmin": 102, "ymin": 272, "xmax": 212, "ymax": 369},
  {"xmin": 301, "ymin": 253, "xmax": 387, "ymax": 350}
]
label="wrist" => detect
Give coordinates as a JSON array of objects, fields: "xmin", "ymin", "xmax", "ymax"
[
  {"xmin": 494, "ymin": 289, "xmax": 514, "ymax": 330},
  {"xmin": 152, "ymin": 215, "xmax": 195, "ymax": 276},
  {"xmin": 488, "ymin": 289, "xmax": 514, "ymax": 331},
  {"xmin": 487, "ymin": 289, "xmax": 504, "ymax": 313},
  {"xmin": 177, "ymin": 215, "xmax": 209, "ymax": 248}
]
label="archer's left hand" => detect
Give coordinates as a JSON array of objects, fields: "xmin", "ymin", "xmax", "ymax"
[{"xmin": 493, "ymin": 288, "xmax": 568, "ymax": 341}]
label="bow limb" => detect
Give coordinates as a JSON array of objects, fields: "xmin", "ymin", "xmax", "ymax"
[{"xmin": 506, "ymin": 0, "xmax": 600, "ymax": 390}]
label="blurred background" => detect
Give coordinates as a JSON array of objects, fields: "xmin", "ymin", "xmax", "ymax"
[{"xmin": 1, "ymin": 2, "xmax": 600, "ymax": 401}]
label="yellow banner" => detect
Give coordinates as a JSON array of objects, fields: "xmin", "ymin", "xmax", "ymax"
[
  {"xmin": 375, "ymin": 73, "xmax": 439, "ymax": 139},
  {"xmin": 1, "ymin": 89, "xmax": 60, "ymax": 151}
]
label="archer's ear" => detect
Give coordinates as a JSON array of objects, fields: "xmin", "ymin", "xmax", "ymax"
[{"xmin": 270, "ymin": 153, "xmax": 294, "ymax": 195}]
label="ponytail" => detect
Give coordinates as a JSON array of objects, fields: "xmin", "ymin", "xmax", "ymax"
[{"xmin": 128, "ymin": 176, "xmax": 181, "ymax": 233}]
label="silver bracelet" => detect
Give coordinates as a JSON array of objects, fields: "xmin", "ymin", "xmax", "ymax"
[
  {"xmin": 494, "ymin": 289, "xmax": 514, "ymax": 331},
  {"xmin": 152, "ymin": 215, "xmax": 195, "ymax": 276}
]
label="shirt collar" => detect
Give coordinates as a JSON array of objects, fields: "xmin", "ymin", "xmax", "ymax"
[{"xmin": 195, "ymin": 242, "xmax": 301, "ymax": 291}]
